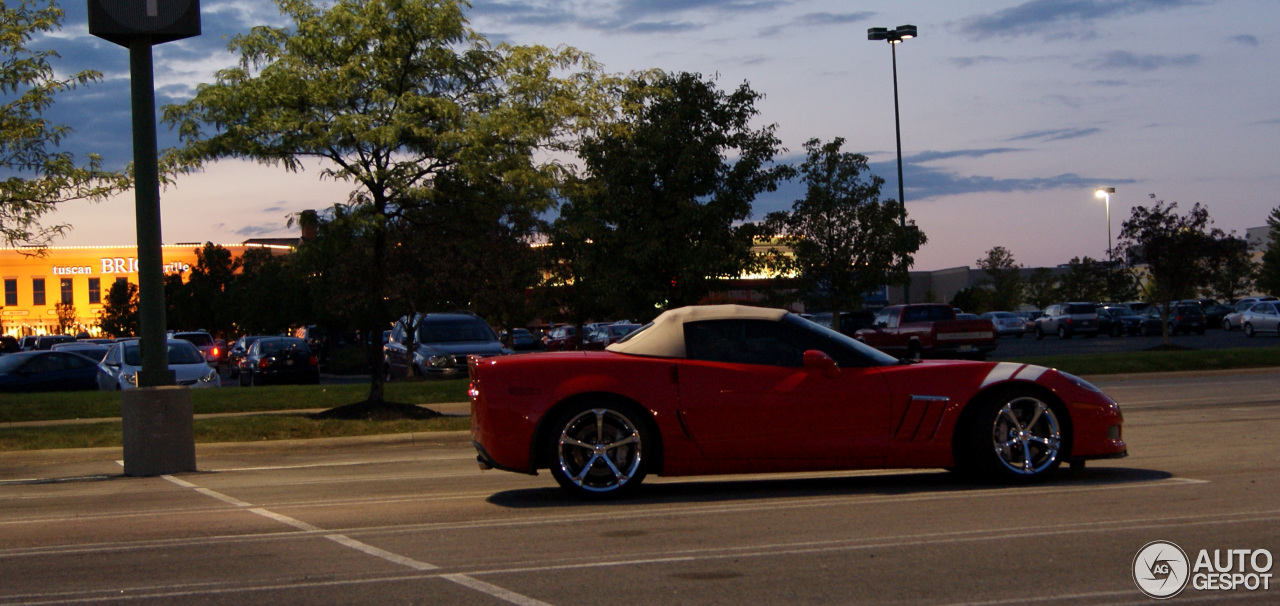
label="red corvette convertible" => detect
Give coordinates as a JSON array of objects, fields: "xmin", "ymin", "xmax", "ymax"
[{"xmin": 469, "ymin": 305, "xmax": 1126, "ymax": 497}]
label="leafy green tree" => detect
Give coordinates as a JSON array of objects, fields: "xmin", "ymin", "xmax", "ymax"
[
  {"xmin": 174, "ymin": 243, "xmax": 241, "ymax": 337},
  {"xmin": 1057, "ymin": 257, "xmax": 1110, "ymax": 303},
  {"xmin": 233, "ymin": 247, "xmax": 308, "ymax": 335},
  {"xmin": 97, "ymin": 280, "xmax": 138, "ymax": 338},
  {"xmin": 1023, "ymin": 268, "xmax": 1059, "ymax": 310},
  {"xmin": 54, "ymin": 301, "xmax": 75, "ymax": 334},
  {"xmin": 761, "ymin": 137, "xmax": 923, "ymax": 326},
  {"xmin": 1118, "ymin": 199, "xmax": 1223, "ymax": 343},
  {"xmin": 549, "ymin": 72, "xmax": 793, "ymax": 322},
  {"xmin": 1204, "ymin": 235, "xmax": 1254, "ymax": 302},
  {"xmin": 164, "ymin": 0, "xmax": 607, "ymax": 404},
  {"xmin": 949, "ymin": 287, "xmax": 987, "ymax": 313},
  {"xmin": 975, "ymin": 246, "xmax": 1022, "ymax": 312},
  {"xmin": 1, "ymin": 0, "xmax": 129, "ymax": 247},
  {"xmin": 1255, "ymin": 207, "xmax": 1280, "ymax": 296}
]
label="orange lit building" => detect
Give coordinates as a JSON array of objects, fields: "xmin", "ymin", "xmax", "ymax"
[{"xmin": 1, "ymin": 241, "xmax": 294, "ymax": 338}]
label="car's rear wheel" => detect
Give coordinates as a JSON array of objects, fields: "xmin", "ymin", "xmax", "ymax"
[
  {"xmin": 1222, "ymin": 319, "xmax": 1232, "ymax": 331},
  {"xmin": 548, "ymin": 402, "xmax": 650, "ymax": 498},
  {"xmin": 957, "ymin": 389, "xmax": 1065, "ymax": 483}
]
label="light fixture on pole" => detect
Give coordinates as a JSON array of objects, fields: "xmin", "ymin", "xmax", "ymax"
[
  {"xmin": 868, "ymin": 24, "xmax": 917, "ymax": 303},
  {"xmin": 1095, "ymin": 187, "xmax": 1115, "ymax": 261}
]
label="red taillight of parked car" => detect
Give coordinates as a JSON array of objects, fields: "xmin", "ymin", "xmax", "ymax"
[
  {"xmin": 211, "ymin": 346, "xmax": 220, "ymax": 358},
  {"xmin": 259, "ymin": 358, "xmax": 271, "ymax": 369},
  {"xmin": 309, "ymin": 355, "xmax": 319, "ymax": 366}
]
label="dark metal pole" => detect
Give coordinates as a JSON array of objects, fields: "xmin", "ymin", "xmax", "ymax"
[
  {"xmin": 891, "ymin": 41, "xmax": 910, "ymax": 304},
  {"xmin": 128, "ymin": 37, "xmax": 174, "ymax": 387}
]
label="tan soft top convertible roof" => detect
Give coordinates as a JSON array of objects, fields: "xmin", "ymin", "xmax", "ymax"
[{"xmin": 605, "ymin": 304, "xmax": 789, "ymax": 359}]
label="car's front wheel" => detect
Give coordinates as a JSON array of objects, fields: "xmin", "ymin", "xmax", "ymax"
[
  {"xmin": 1222, "ymin": 319, "xmax": 1233, "ymax": 331},
  {"xmin": 548, "ymin": 402, "xmax": 651, "ymax": 498},
  {"xmin": 1245, "ymin": 323, "xmax": 1256, "ymax": 338},
  {"xmin": 957, "ymin": 389, "xmax": 1065, "ymax": 483}
]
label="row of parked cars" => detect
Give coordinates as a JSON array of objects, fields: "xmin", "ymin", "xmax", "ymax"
[
  {"xmin": 974, "ymin": 296, "xmax": 1279, "ymax": 340},
  {"xmin": 0, "ymin": 330, "xmax": 321, "ymax": 392}
]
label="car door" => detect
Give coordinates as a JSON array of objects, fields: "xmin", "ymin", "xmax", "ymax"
[
  {"xmin": 675, "ymin": 319, "xmax": 891, "ymax": 462},
  {"xmin": 1261, "ymin": 303, "xmax": 1280, "ymax": 333}
]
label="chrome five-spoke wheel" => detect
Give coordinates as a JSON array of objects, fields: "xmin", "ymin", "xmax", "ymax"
[
  {"xmin": 550, "ymin": 405, "xmax": 648, "ymax": 497},
  {"xmin": 991, "ymin": 397, "xmax": 1062, "ymax": 476}
]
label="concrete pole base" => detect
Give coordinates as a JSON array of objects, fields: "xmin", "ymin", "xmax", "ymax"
[{"xmin": 121, "ymin": 386, "xmax": 197, "ymax": 477}]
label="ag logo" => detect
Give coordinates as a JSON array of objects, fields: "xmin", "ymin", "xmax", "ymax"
[{"xmin": 1134, "ymin": 540, "xmax": 1191, "ymax": 599}]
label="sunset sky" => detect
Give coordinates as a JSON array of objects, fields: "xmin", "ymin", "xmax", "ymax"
[{"xmin": 29, "ymin": 0, "xmax": 1280, "ymax": 271}]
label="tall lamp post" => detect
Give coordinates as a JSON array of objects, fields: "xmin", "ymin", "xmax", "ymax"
[
  {"xmin": 868, "ymin": 24, "xmax": 917, "ymax": 303},
  {"xmin": 1096, "ymin": 187, "xmax": 1115, "ymax": 261}
]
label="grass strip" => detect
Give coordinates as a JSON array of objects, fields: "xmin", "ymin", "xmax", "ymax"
[
  {"xmin": 0, "ymin": 379, "xmax": 469, "ymax": 424},
  {"xmin": 0, "ymin": 414, "xmax": 470, "ymax": 451}
]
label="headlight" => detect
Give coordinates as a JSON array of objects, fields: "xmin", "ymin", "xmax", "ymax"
[
  {"xmin": 200, "ymin": 369, "xmax": 219, "ymax": 384},
  {"xmin": 1058, "ymin": 370, "xmax": 1102, "ymax": 393},
  {"xmin": 429, "ymin": 354, "xmax": 453, "ymax": 368},
  {"xmin": 123, "ymin": 372, "xmax": 137, "ymax": 386}
]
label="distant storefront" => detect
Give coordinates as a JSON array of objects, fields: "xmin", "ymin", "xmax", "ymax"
[{"xmin": 1, "ymin": 242, "xmax": 293, "ymax": 337}]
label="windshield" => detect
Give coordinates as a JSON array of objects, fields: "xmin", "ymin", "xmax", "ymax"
[
  {"xmin": 0, "ymin": 354, "xmax": 33, "ymax": 373},
  {"xmin": 173, "ymin": 333, "xmax": 214, "ymax": 347},
  {"xmin": 123, "ymin": 342, "xmax": 207, "ymax": 366},
  {"xmin": 416, "ymin": 320, "xmax": 497, "ymax": 344}
]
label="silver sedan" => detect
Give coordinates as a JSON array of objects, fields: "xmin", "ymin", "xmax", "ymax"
[{"xmin": 1240, "ymin": 302, "xmax": 1280, "ymax": 337}]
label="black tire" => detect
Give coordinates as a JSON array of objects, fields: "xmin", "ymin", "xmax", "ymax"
[
  {"xmin": 955, "ymin": 388, "xmax": 1066, "ymax": 483},
  {"xmin": 548, "ymin": 401, "xmax": 652, "ymax": 498},
  {"xmin": 238, "ymin": 371, "xmax": 249, "ymax": 387},
  {"xmin": 1245, "ymin": 323, "xmax": 1256, "ymax": 338},
  {"xmin": 1222, "ymin": 319, "xmax": 1232, "ymax": 331},
  {"xmin": 1034, "ymin": 326, "xmax": 1044, "ymax": 341}
]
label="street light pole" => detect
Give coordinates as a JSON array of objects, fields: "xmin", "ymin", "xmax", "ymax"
[
  {"xmin": 869, "ymin": 24, "xmax": 916, "ymax": 303},
  {"xmin": 1096, "ymin": 187, "xmax": 1115, "ymax": 261}
]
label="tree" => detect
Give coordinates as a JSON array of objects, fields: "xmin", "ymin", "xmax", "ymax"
[
  {"xmin": 1, "ymin": 0, "xmax": 129, "ymax": 247},
  {"xmin": 1255, "ymin": 206, "xmax": 1280, "ymax": 295},
  {"xmin": 164, "ymin": 0, "xmax": 607, "ymax": 405},
  {"xmin": 548, "ymin": 72, "xmax": 793, "ymax": 322},
  {"xmin": 1204, "ymin": 235, "xmax": 1254, "ymax": 302},
  {"xmin": 233, "ymin": 247, "xmax": 308, "ymax": 335},
  {"xmin": 1057, "ymin": 257, "xmax": 1110, "ymax": 303},
  {"xmin": 98, "ymin": 280, "xmax": 138, "ymax": 338},
  {"xmin": 1023, "ymin": 268, "xmax": 1059, "ymax": 310},
  {"xmin": 761, "ymin": 137, "xmax": 923, "ymax": 326},
  {"xmin": 179, "ymin": 243, "xmax": 241, "ymax": 337},
  {"xmin": 54, "ymin": 301, "xmax": 75, "ymax": 334},
  {"xmin": 975, "ymin": 246, "xmax": 1022, "ymax": 312},
  {"xmin": 1118, "ymin": 199, "xmax": 1223, "ymax": 344}
]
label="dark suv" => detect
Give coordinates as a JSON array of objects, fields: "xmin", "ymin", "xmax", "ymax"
[
  {"xmin": 383, "ymin": 313, "xmax": 509, "ymax": 379},
  {"xmin": 1034, "ymin": 302, "xmax": 1100, "ymax": 339},
  {"xmin": 1139, "ymin": 302, "xmax": 1206, "ymax": 336}
]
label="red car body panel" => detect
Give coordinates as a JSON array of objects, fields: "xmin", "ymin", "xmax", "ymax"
[{"xmin": 470, "ymin": 350, "xmax": 1126, "ymax": 479}]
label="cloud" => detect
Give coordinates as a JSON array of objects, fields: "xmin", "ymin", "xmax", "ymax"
[
  {"xmin": 949, "ymin": 55, "xmax": 1010, "ymax": 69},
  {"xmin": 1229, "ymin": 34, "xmax": 1259, "ymax": 47},
  {"xmin": 234, "ymin": 223, "xmax": 291, "ymax": 238},
  {"xmin": 1082, "ymin": 50, "xmax": 1200, "ymax": 72},
  {"xmin": 958, "ymin": 0, "xmax": 1206, "ymax": 40},
  {"xmin": 472, "ymin": 0, "xmax": 785, "ymax": 34},
  {"xmin": 1005, "ymin": 128, "xmax": 1101, "ymax": 142}
]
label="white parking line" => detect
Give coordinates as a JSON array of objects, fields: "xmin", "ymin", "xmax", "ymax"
[{"xmin": 159, "ymin": 475, "xmax": 551, "ymax": 606}]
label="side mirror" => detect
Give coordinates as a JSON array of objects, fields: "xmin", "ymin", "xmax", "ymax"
[{"xmin": 802, "ymin": 350, "xmax": 840, "ymax": 378}]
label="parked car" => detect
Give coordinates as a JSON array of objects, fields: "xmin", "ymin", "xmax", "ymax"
[
  {"xmin": 542, "ymin": 325, "xmax": 589, "ymax": 352},
  {"xmin": 238, "ymin": 336, "xmax": 320, "ymax": 386},
  {"xmin": 501, "ymin": 328, "xmax": 538, "ymax": 351},
  {"xmin": 583, "ymin": 323, "xmax": 643, "ymax": 350},
  {"xmin": 468, "ymin": 304, "xmax": 1128, "ymax": 498},
  {"xmin": 1034, "ymin": 303, "xmax": 1100, "ymax": 339},
  {"xmin": 50, "ymin": 342, "xmax": 111, "ymax": 362},
  {"xmin": 1240, "ymin": 301, "xmax": 1280, "ymax": 337},
  {"xmin": 170, "ymin": 331, "xmax": 219, "ymax": 366},
  {"xmin": 1202, "ymin": 304, "xmax": 1234, "ymax": 329},
  {"xmin": 1138, "ymin": 303, "xmax": 1206, "ymax": 336},
  {"xmin": 18, "ymin": 336, "xmax": 37, "ymax": 351},
  {"xmin": 980, "ymin": 311, "xmax": 1026, "ymax": 338},
  {"xmin": 0, "ymin": 335, "xmax": 19, "ymax": 354},
  {"xmin": 1097, "ymin": 304, "xmax": 1145, "ymax": 337},
  {"xmin": 383, "ymin": 313, "xmax": 508, "ymax": 379},
  {"xmin": 32, "ymin": 335, "xmax": 76, "ymax": 350},
  {"xmin": 1018, "ymin": 310, "xmax": 1043, "ymax": 332},
  {"xmin": 854, "ymin": 304, "xmax": 997, "ymax": 360},
  {"xmin": 226, "ymin": 336, "xmax": 269, "ymax": 378},
  {"xmin": 0, "ymin": 350, "xmax": 101, "ymax": 392},
  {"xmin": 97, "ymin": 339, "xmax": 221, "ymax": 390}
]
